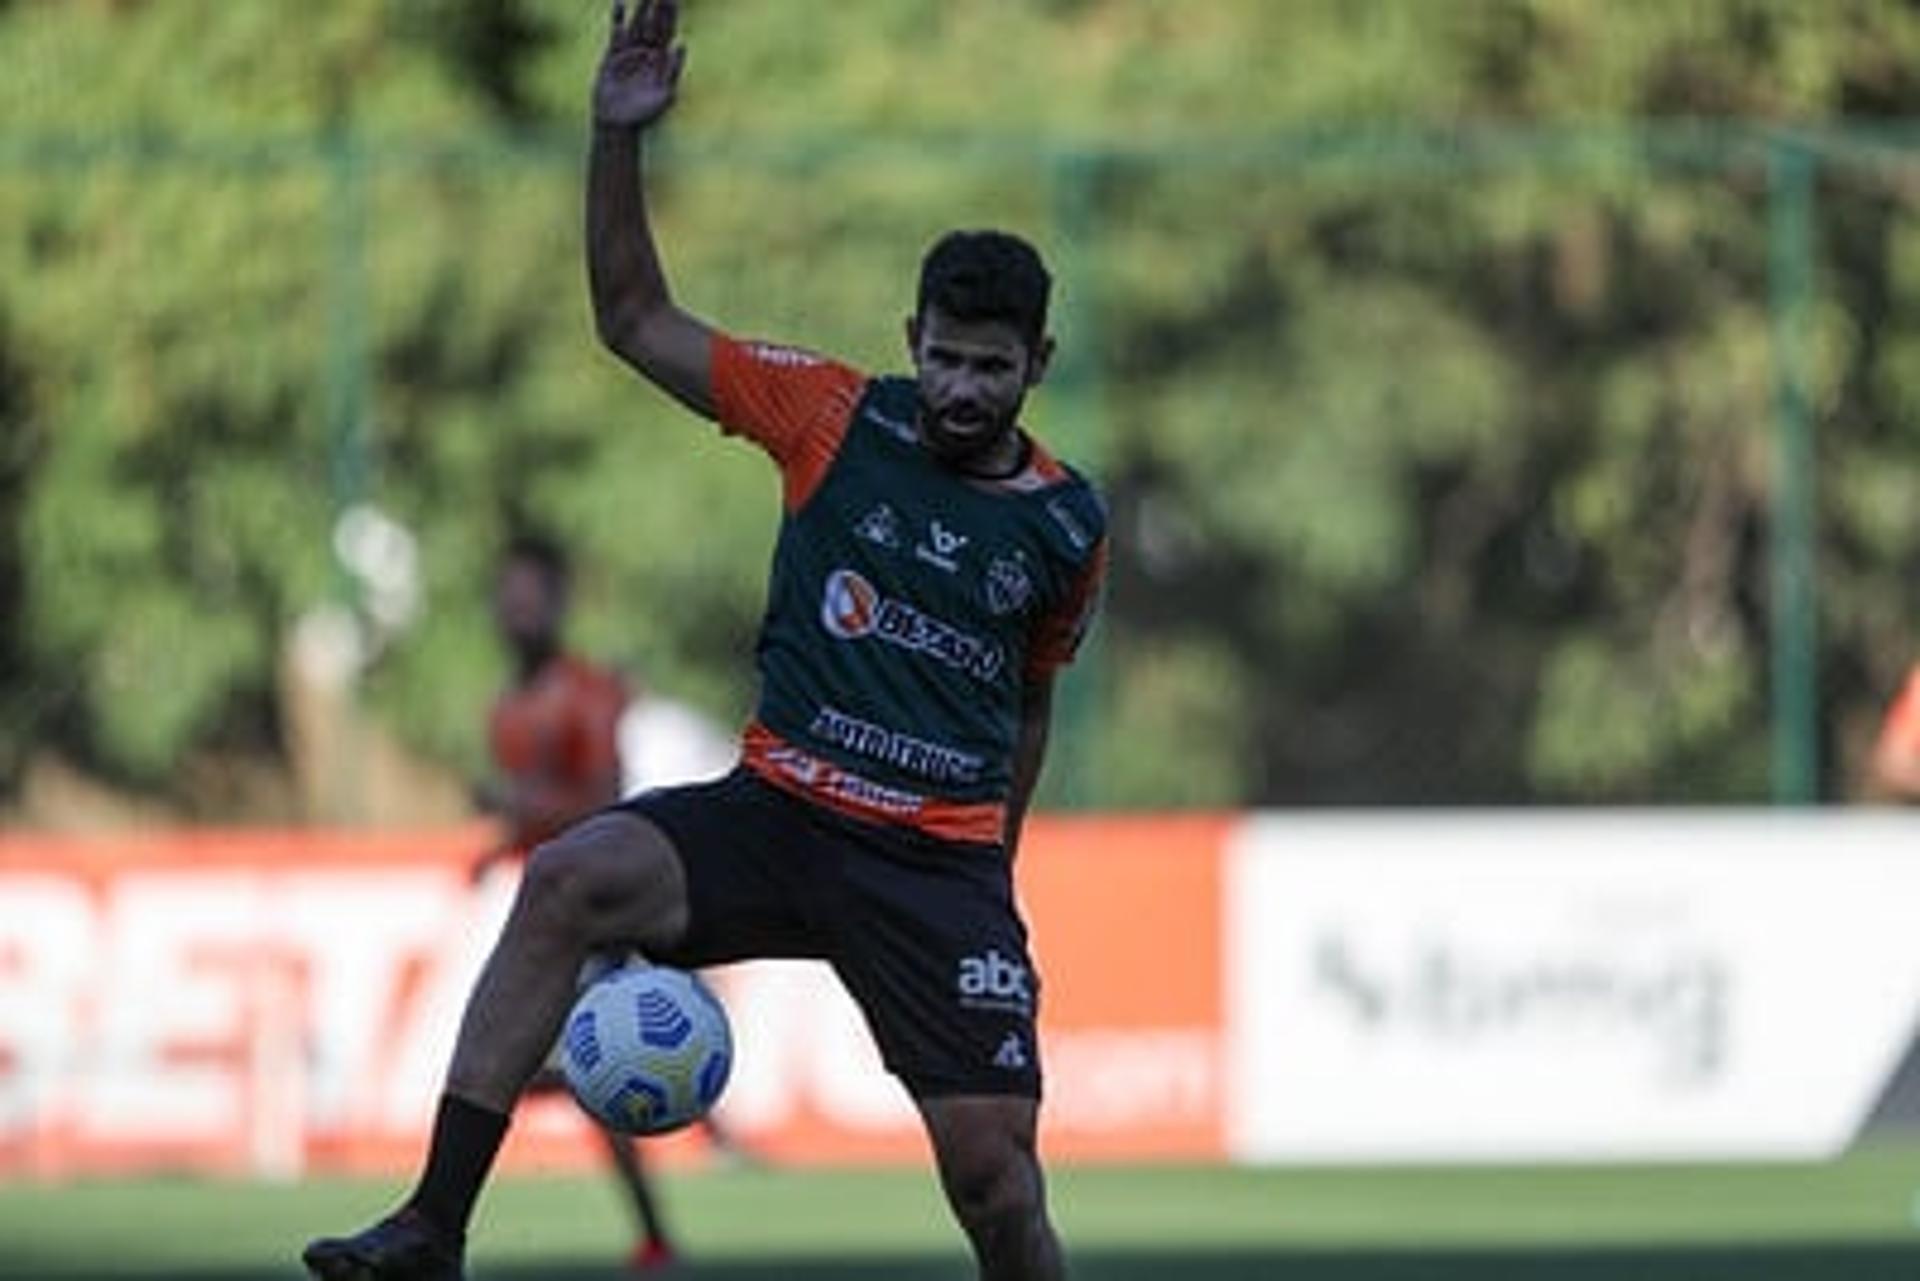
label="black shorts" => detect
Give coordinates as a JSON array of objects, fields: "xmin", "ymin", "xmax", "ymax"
[{"xmin": 615, "ymin": 768, "xmax": 1041, "ymax": 1100}]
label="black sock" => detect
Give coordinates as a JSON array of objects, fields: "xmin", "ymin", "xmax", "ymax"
[{"xmin": 406, "ymin": 1093, "xmax": 511, "ymax": 1238}]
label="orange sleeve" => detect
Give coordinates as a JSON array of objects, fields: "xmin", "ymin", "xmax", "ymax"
[
  {"xmin": 1878, "ymin": 667, "xmax": 1920, "ymax": 758},
  {"xmin": 711, "ymin": 334, "xmax": 867, "ymax": 510},
  {"xmin": 1027, "ymin": 540, "xmax": 1108, "ymax": 680}
]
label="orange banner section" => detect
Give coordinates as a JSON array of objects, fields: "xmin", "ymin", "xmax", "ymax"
[
  {"xmin": 0, "ymin": 815, "xmax": 1230, "ymax": 1178},
  {"xmin": 1025, "ymin": 815, "xmax": 1231, "ymax": 1161}
]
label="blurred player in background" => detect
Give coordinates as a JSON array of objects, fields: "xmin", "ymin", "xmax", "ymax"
[
  {"xmin": 1870, "ymin": 661, "xmax": 1920, "ymax": 800},
  {"xmin": 472, "ymin": 534, "xmax": 628, "ymax": 873},
  {"xmin": 305, "ymin": 2, "xmax": 1105, "ymax": 1277},
  {"xmin": 471, "ymin": 533, "xmax": 680, "ymax": 1273}
]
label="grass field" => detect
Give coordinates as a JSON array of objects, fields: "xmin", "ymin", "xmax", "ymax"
[{"xmin": 5, "ymin": 1148, "xmax": 1920, "ymax": 1280}]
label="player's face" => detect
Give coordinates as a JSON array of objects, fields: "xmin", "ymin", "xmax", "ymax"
[
  {"xmin": 494, "ymin": 560, "xmax": 564, "ymax": 653},
  {"xmin": 908, "ymin": 308, "xmax": 1051, "ymax": 468}
]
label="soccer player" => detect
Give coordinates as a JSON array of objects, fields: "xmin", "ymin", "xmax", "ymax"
[
  {"xmin": 474, "ymin": 535, "xmax": 629, "ymax": 868},
  {"xmin": 471, "ymin": 534, "xmax": 681, "ymax": 1272},
  {"xmin": 303, "ymin": 2, "xmax": 1105, "ymax": 1278},
  {"xmin": 1871, "ymin": 662, "xmax": 1920, "ymax": 800}
]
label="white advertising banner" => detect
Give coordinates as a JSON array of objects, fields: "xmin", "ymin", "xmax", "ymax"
[{"xmin": 1225, "ymin": 811, "xmax": 1920, "ymax": 1163}]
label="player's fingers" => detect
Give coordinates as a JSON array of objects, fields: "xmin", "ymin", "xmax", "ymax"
[
  {"xmin": 641, "ymin": 0, "xmax": 678, "ymax": 47},
  {"xmin": 614, "ymin": 0, "xmax": 653, "ymax": 50},
  {"xmin": 668, "ymin": 44, "xmax": 687, "ymax": 87}
]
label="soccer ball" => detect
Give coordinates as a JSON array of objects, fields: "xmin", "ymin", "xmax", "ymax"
[{"xmin": 559, "ymin": 963, "xmax": 733, "ymax": 1136}]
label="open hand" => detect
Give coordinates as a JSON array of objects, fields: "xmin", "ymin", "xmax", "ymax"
[{"xmin": 594, "ymin": 0, "xmax": 687, "ymax": 130}]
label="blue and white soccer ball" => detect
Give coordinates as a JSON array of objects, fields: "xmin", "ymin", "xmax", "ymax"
[{"xmin": 560, "ymin": 963, "xmax": 734, "ymax": 1136}]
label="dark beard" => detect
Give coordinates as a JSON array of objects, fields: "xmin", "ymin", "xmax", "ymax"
[{"xmin": 916, "ymin": 394, "xmax": 1021, "ymax": 475}]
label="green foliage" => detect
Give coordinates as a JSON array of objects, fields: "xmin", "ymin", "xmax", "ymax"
[{"xmin": 2, "ymin": 0, "xmax": 1918, "ymax": 808}]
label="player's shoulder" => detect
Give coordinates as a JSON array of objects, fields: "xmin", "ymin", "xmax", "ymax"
[
  {"xmin": 1889, "ymin": 662, "xmax": 1920, "ymax": 723},
  {"xmin": 733, "ymin": 337, "xmax": 844, "ymax": 371},
  {"xmin": 487, "ymin": 680, "xmax": 521, "ymax": 721},
  {"xmin": 845, "ymin": 374, "xmax": 921, "ymax": 444},
  {"xmin": 1021, "ymin": 441, "xmax": 1107, "ymax": 566},
  {"xmin": 720, "ymin": 335, "xmax": 870, "ymax": 396},
  {"xmin": 712, "ymin": 334, "xmax": 871, "ymax": 426}
]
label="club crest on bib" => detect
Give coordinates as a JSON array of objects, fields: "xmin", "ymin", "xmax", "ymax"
[{"xmin": 984, "ymin": 555, "xmax": 1033, "ymax": 616}]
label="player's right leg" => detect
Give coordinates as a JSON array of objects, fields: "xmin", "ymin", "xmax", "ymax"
[
  {"xmin": 920, "ymin": 1094, "xmax": 1063, "ymax": 1281},
  {"xmin": 302, "ymin": 810, "xmax": 691, "ymax": 1281},
  {"xmin": 597, "ymin": 1124, "xmax": 678, "ymax": 1271},
  {"xmin": 821, "ymin": 814, "xmax": 1059, "ymax": 1280}
]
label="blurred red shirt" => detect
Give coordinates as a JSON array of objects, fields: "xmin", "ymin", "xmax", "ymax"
[{"xmin": 488, "ymin": 653, "xmax": 628, "ymax": 855}]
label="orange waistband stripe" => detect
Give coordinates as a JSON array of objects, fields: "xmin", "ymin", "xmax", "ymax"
[{"xmin": 739, "ymin": 722, "xmax": 1007, "ymax": 845}]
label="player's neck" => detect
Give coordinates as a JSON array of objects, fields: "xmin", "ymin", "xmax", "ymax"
[
  {"xmin": 513, "ymin": 642, "xmax": 562, "ymax": 685},
  {"xmin": 944, "ymin": 427, "xmax": 1031, "ymax": 482}
]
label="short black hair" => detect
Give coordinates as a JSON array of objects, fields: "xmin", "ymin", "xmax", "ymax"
[
  {"xmin": 916, "ymin": 230, "xmax": 1052, "ymax": 347},
  {"xmin": 501, "ymin": 531, "xmax": 569, "ymax": 590}
]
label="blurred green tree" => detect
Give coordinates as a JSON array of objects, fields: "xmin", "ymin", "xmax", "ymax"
[{"xmin": 0, "ymin": 0, "xmax": 1916, "ymax": 813}]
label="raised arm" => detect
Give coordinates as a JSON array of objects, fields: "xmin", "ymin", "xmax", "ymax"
[{"xmin": 588, "ymin": 0, "xmax": 715, "ymax": 417}]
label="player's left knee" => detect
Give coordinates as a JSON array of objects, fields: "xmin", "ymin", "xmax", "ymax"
[{"xmin": 517, "ymin": 837, "xmax": 599, "ymax": 938}]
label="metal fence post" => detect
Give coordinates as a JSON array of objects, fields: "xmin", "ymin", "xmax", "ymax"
[
  {"xmin": 322, "ymin": 125, "xmax": 372, "ymax": 821},
  {"xmin": 1767, "ymin": 137, "xmax": 1820, "ymax": 804},
  {"xmin": 324, "ymin": 125, "xmax": 371, "ymax": 547},
  {"xmin": 1046, "ymin": 149, "xmax": 1108, "ymax": 811}
]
